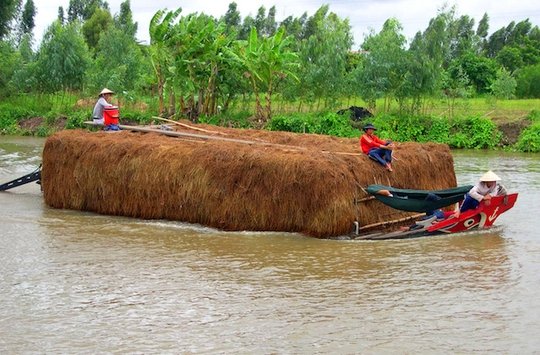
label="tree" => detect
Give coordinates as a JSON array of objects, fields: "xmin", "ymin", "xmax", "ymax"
[
  {"xmin": 21, "ymin": 0, "xmax": 36, "ymax": 35},
  {"xmin": 165, "ymin": 12, "xmax": 238, "ymax": 120},
  {"xmin": 515, "ymin": 64, "xmax": 540, "ymax": 98},
  {"xmin": 58, "ymin": 6, "xmax": 66, "ymax": 25},
  {"xmin": 114, "ymin": 0, "xmax": 137, "ymax": 39},
  {"xmin": 35, "ymin": 20, "xmax": 90, "ymax": 94},
  {"xmin": 455, "ymin": 51, "xmax": 498, "ymax": 94},
  {"xmin": 237, "ymin": 15, "xmax": 254, "ymax": 40},
  {"xmin": 68, "ymin": 0, "xmax": 108, "ymax": 23},
  {"xmin": 88, "ymin": 25, "xmax": 144, "ymax": 94},
  {"xmin": 222, "ymin": 2, "xmax": 241, "ymax": 35},
  {"xmin": 359, "ymin": 18, "xmax": 407, "ymax": 110},
  {"xmin": 451, "ymin": 15, "xmax": 476, "ymax": 57},
  {"xmin": 281, "ymin": 13, "xmax": 307, "ymax": 43},
  {"xmin": 253, "ymin": 6, "xmax": 266, "ymax": 35},
  {"xmin": 82, "ymin": 7, "xmax": 112, "ymax": 50},
  {"xmin": 0, "ymin": 0, "xmax": 19, "ymax": 40},
  {"xmin": 496, "ymin": 46, "xmax": 523, "ymax": 72},
  {"xmin": 410, "ymin": 4, "xmax": 457, "ymax": 69},
  {"xmin": 231, "ymin": 26, "xmax": 298, "ymax": 122},
  {"xmin": 297, "ymin": 7, "xmax": 353, "ymax": 109},
  {"xmin": 263, "ymin": 6, "xmax": 277, "ymax": 37},
  {"xmin": 490, "ymin": 68, "xmax": 516, "ymax": 99},
  {"xmin": 149, "ymin": 8, "xmax": 182, "ymax": 114}
]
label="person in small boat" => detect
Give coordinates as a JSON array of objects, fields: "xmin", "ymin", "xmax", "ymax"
[
  {"xmin": 360, "ymin": 122, "xmax": 395, "ymax": 172},
  {"xmin": 398, "ymin": 192, "xmax": 456, "ymax": 231},
  {"xmin": 92, "ymin": 88, "xmax": 114, "ymax": 125},
  {"xmin": 453, "ymin": 170, "xmax": 507, "ymax": 218}
]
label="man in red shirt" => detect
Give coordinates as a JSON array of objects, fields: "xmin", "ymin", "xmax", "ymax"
[{"xmin": 360, "ymin": 122, "xmax": 394, "ymax": 172}]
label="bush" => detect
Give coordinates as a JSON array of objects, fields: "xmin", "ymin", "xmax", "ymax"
[
  {"xmin": 0, "ymin": 103, "xmax": 34, "ymax": 130},
  {"xmin": 516, "ymin": 122, "xmax": 540, "ymax": 152},
  {"xmin": 66, "ymin": 111, "xmax": 91, "ymax": 129},
  {"xmin": 525, "ymin": 109, "xmax": 540, "ymax": 123},
  {"xmin": 268, "ymin": 112, "xmax": 359, "ymax": 138},
  {"xmin": 449, "ymin": 116, "xmax": 501, "ymax": 149}
]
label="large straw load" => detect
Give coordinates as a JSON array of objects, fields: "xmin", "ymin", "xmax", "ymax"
[{"xmin": 41, "ymin": 121, "xmax": 458, "ymax": 238}]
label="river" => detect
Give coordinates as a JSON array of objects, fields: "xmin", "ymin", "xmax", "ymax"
[{"xmin": 1, "ymin": 136, "xmax": 539, "ymax": 354}]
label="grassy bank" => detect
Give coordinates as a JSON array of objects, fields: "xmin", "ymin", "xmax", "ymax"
[{"xmin": 1, "ymin": 95, "xmax": 540, "ymax": 152}]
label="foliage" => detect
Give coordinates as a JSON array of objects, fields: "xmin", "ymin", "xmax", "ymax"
[
  {"xmin": 0, "ymin": 0, "xmax": 19, "ymax": 40},
  {"xmin": 490, "ymin": 68, "xmax": 517, "ymax": 99},
  {"xmin": 525, "ymin": 109, "xmax": 540, "ymax": 122},
  {"xmin": 86, "ymin": 25, "xmax": 144, "ymax": 93},
  {"xmin": 515, "ymin": 64, "xmax": 540, "ymax": 99},
  {"xmin": 516, "ymin": 122, "xmax": 540, "ymax": 152},
  {"xmin": 66, "ymin": 110, "xmax": 91, "ymax": 129},
  {"xmin": 295, "ymin": 6, "xmax": 353, "ymax": 110},
  {"xmin": 81, "ymin": 8, "xmax": 112, "ymax": 50},
  {"xmin": 230, "ymin": 26, "xmax": 299, "ymax": 121},
  {"xmin": 36, "ymin": 20, "xmax": 90, "ymax": 93},
  {"xmin": 448, "ymin": 116, "xmax": 501, "ymax": 149},
  {"xmin": 0, "ymin": 102, "xmax": 34, "ymax": 130},
  {"xmin": 267, "ymin": 111, "xmax": 359, "ymax": 137}
]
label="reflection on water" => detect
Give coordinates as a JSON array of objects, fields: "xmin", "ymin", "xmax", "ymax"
[{"xmin": 1, "ymin": 137, "xmax": 540, "ymax": 354}]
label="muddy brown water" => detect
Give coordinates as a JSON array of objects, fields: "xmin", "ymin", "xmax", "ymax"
[{"xmin": 1, "ymin": 136, "xmax": 540, "ymax": 354}]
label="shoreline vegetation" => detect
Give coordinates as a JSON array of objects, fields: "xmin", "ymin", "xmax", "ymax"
[
  {"xmin": 1, "ymin": 96, "xmax": 540, "ymax": 152},
  {"xmin": 2, "ymin": 3, "xmax": 540, "ymax": 151}
]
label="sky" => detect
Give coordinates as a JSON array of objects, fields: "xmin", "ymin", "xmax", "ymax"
[{"xmin": 32, "ymin": 0, "xmax": 540, "ymax": 49}]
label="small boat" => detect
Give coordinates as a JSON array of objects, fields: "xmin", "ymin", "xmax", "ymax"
[{"xmin": 354, "ymin": 185, "xmax": 518, "ymax": 240}]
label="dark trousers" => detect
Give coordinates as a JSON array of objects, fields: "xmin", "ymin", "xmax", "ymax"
[
  {"xmin": 368, "ymin": 142, "xmax": 392, "ymax": 167},
  {"xmin": 460, "ymin": 194, "xmax": 480, "ymax": 213}
]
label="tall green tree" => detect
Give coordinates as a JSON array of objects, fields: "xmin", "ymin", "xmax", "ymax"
[
  {"xmin": 297, "ymin": 6, "xmax": 352, "ymax": 109},
  {"xmin": 0, "ymin": 0, "xmax": 19, "ymax": 40},
  {"xmin": 222, "ymin": 2, "xmax": 241, "ymax": 35},
  {"xmin": 114, "ymin": 0, "xmax": 137, "ymax": 39},
  {"xmin": 82, "ymin": 7, "xmax": 112, "ymax": 51},
  {"xmin": 359, "ymin": 18, "xmax": 407, "ymax": 110},
  {"xmin": 88, "ymin": 25, "xmax": 143, "ymax": 94},
  {"xmin": 21, "ymin": 0, "xmax": 36, "ymax": 35},
  {"xmin": 35, "ymin": 20, "xmax": 90, "ymax": 94}
]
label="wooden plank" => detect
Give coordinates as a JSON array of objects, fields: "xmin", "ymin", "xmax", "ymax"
[{"xmin": 84, "ymin": 121, "xmax": 307, "ymax": 150}]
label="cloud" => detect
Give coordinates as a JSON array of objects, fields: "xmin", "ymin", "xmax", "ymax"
[{"xmin": 33, "ymin": 0, "xmax": 540, "ymax": 49}]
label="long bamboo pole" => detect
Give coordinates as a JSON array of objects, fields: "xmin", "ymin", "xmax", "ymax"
[
  {"xmin": 152, "ymin": 116, "xmax": 227, "ymax": 135},
  {"xmin": 358, "ymin": 213, "xmax": 425, "ymax": 231}
]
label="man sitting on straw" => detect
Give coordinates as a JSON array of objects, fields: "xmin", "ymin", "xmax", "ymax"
[{"xmin": 360, "ymin": 122, "xmax": 394, "ymax": 172}]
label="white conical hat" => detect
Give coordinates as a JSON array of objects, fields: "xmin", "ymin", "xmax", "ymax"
[
  {"xmin": 99, "ymin": 88, "xmax": 114, "ymax": 96},
  {"xmin": 479, "ymin": 170, "xmax": 501, "ymax": 182}
]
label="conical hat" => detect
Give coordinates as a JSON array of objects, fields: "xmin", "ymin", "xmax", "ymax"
[
  {"xmin": 479, "ymin": 170, "xmax": 501, "ymax": 182},
  {"xmin": 99, "ymin": 88, "xmax": 114, "ymax": 96}
]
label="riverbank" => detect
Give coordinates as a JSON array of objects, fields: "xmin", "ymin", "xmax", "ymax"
[{"xmin": 4, "ymin": 98, "xmax": 540, "ymax": 152}]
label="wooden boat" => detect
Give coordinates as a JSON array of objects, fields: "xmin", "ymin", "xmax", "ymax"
[{"xmin": 354, "ymin": 185, "xmax": 518, "ymax": 240}]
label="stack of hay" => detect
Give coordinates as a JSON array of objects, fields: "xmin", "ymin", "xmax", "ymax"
[{"xmin": 42, "ymin": 123, "xmax": 457, "ymax": 238}]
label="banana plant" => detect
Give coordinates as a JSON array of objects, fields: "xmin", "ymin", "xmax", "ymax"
[
  {"xmin": 149, "ymin": 8, "xmax": 181, "ymax": 115},
  {"xmin": 230, "ymin": 26, "xmax": 299, "ymax": 122}
]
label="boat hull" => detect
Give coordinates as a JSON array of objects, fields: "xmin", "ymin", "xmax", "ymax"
[{"xmin": 354, "ymin": 193, "xmax": 518, "ymax": 240}]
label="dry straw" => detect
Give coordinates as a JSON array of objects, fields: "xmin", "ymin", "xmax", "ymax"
[{"xmin": 41, "ymin": 122, "xmax": 457, "ymax": 238}]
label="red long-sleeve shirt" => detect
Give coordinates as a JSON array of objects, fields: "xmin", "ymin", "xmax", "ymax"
[{"xmin": 360, "ymin": 133, "xmax": 387, "ymax": 155}]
